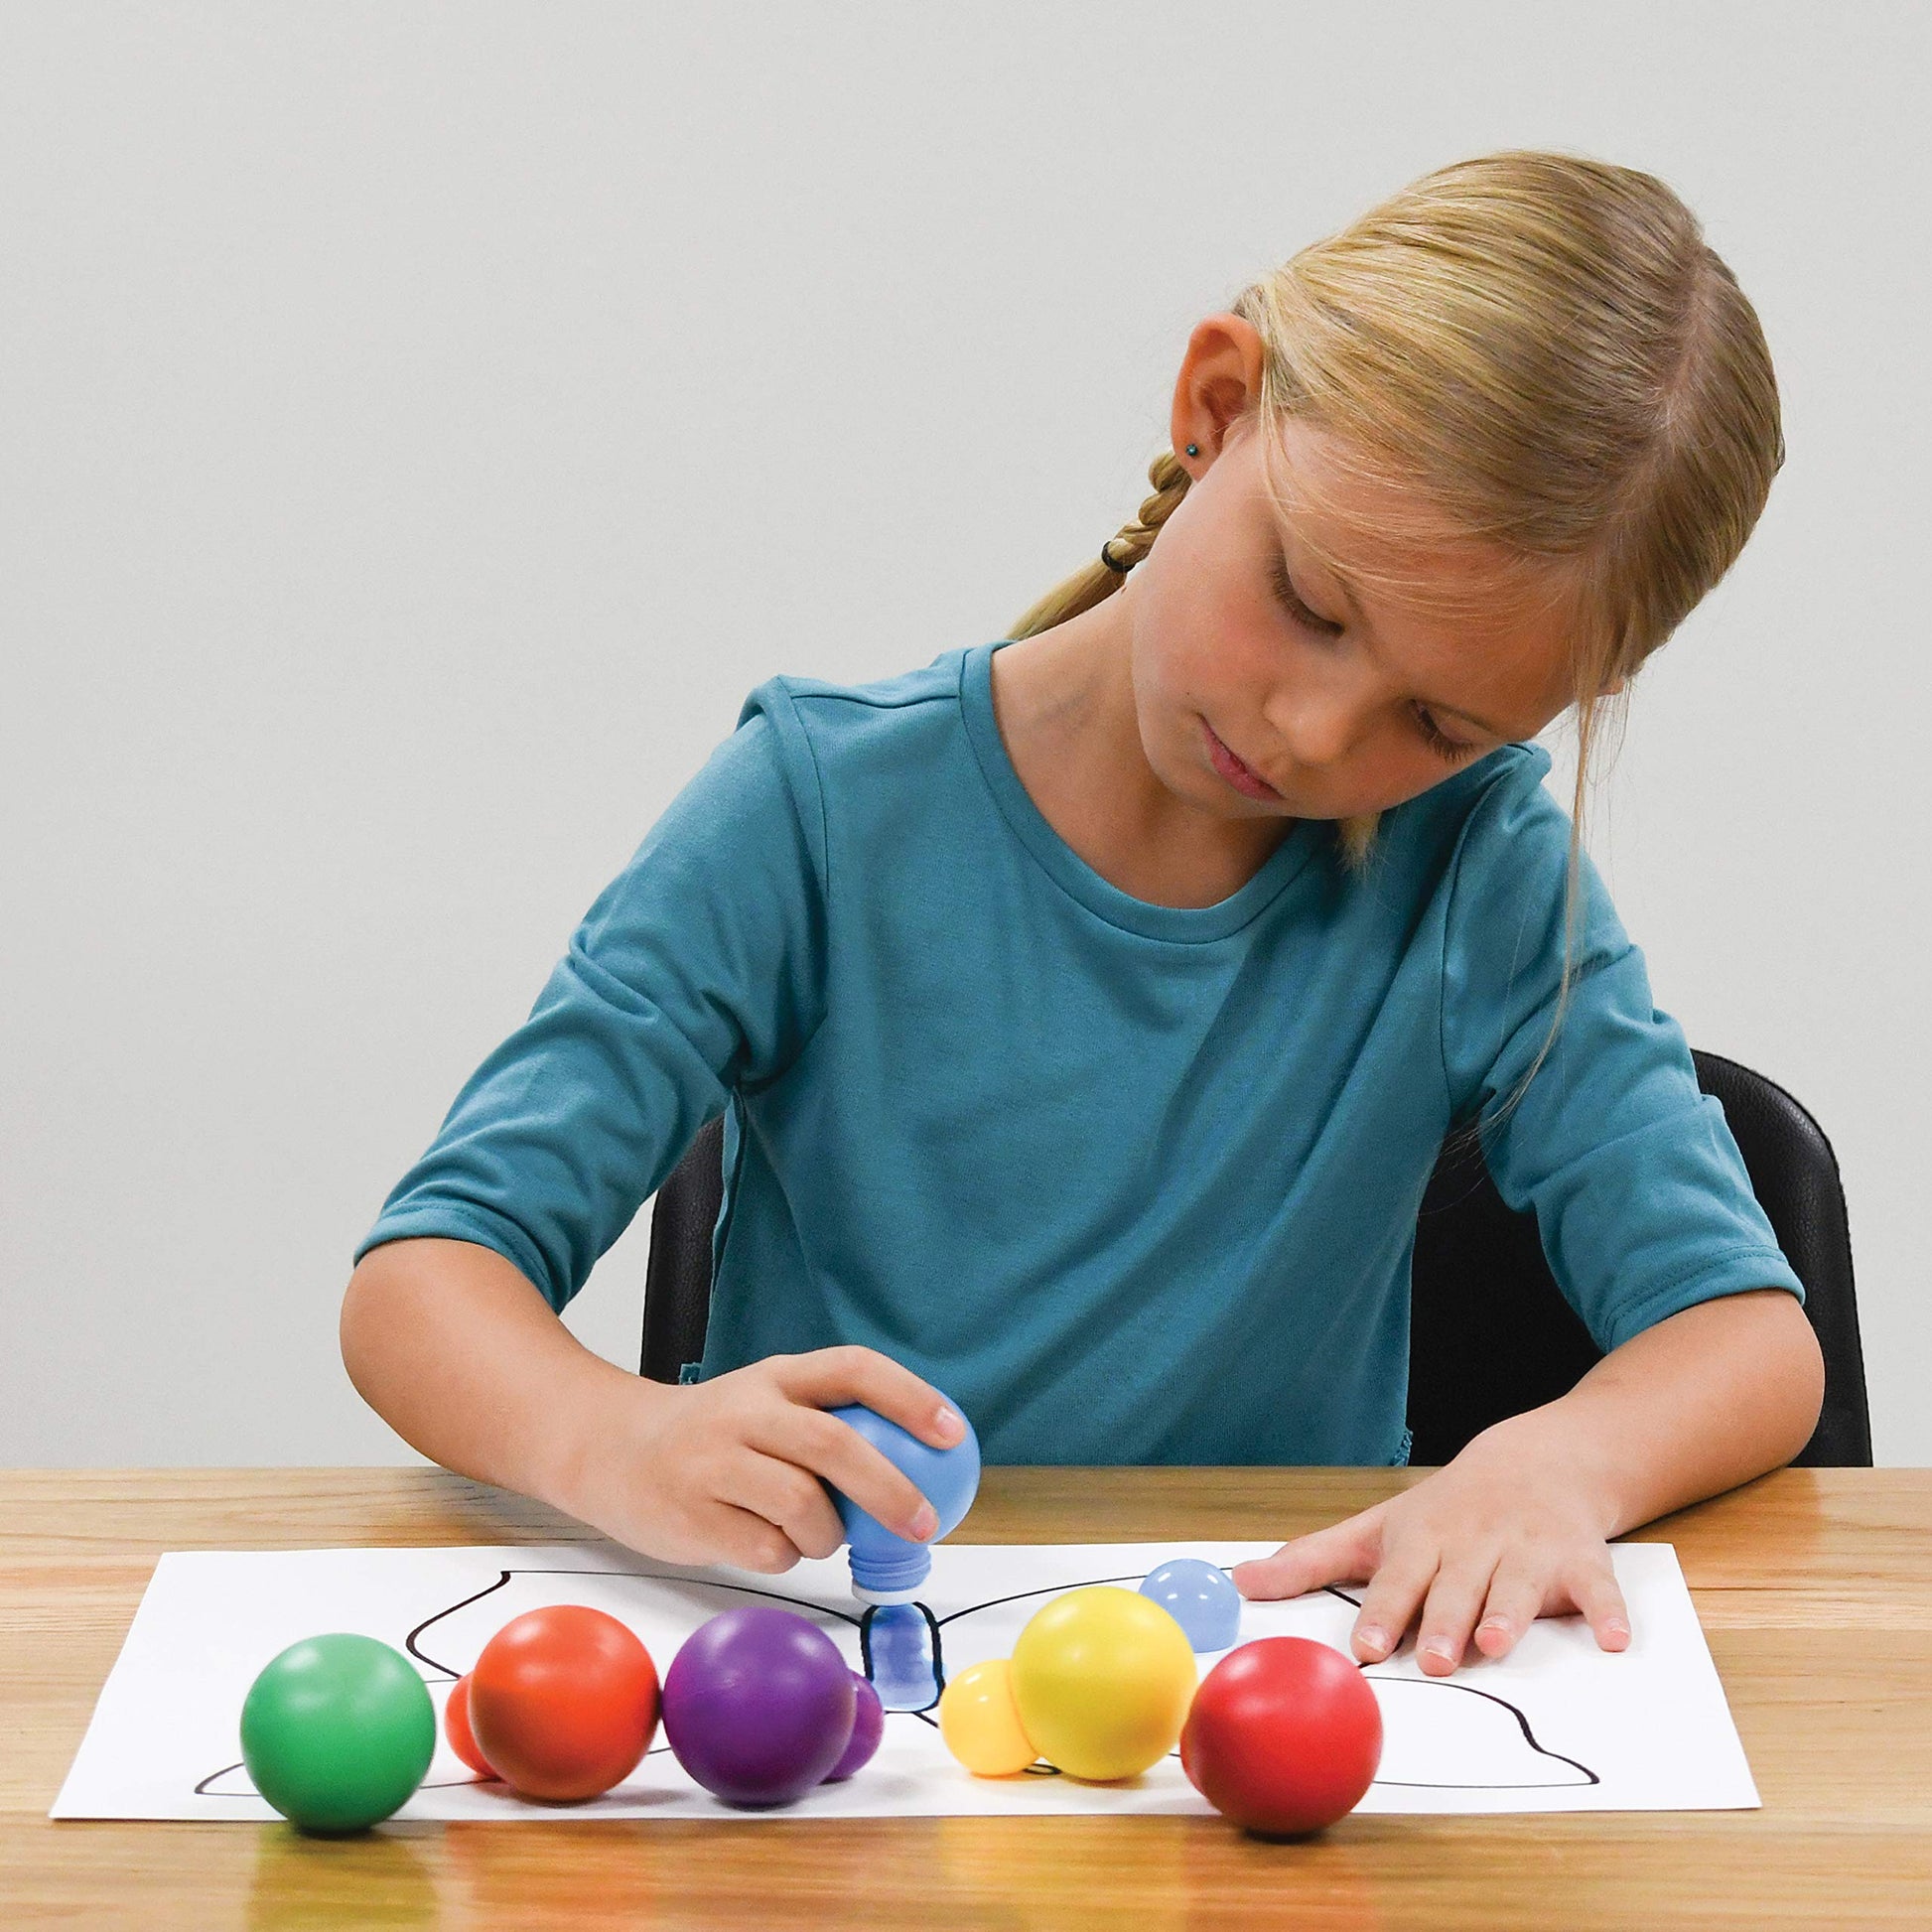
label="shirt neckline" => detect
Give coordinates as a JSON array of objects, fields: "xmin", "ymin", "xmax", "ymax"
[{"xmin": 959, "ymin": 637, "xmax": 1323, "ymax": 942}]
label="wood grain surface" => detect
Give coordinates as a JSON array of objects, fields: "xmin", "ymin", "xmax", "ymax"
[{"xmin": 6, "ymin": 1465, "xmax": 1930, "ymax": 1929}]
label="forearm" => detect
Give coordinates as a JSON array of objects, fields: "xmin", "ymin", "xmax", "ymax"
[
  {"xmin": 339, "ymin": 1235, "xmax": 651, "ymax": 1513},
  {"xmin": 1458, "ymin": 1287, "xmax": 1826, "ymax": 1536}
]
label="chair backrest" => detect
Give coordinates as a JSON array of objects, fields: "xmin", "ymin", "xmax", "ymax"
[
  {"xmin": 641, "ymin": 1049, "xmax": 1870, "ymax": 1466},
  {"xmin": 1408, "ymin": 1049, "xmax": 1869, "ymax": 1466},
  {"xmin": 639, "ymin": 1112, "xmax": 727, "ymax": 1387}
]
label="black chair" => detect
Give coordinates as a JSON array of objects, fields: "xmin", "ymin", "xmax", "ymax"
[
  {"xmin": 640, "ymin": 1049, "xmax": 1869, "ymax": 1467},
  {"xmin": 1408, "ymin": 1049, "xmax": 1868, "ymax": 1467}
]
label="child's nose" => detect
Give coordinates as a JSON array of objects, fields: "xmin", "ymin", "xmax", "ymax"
[{"xmin": 1267, "ymin": 684, "xmax": 1372, "ymax": 770}]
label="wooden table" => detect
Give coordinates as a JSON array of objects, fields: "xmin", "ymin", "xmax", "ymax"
[{"xmin": 5, "ymin": 1466, "xmax": 1930, "ymax": 1928}]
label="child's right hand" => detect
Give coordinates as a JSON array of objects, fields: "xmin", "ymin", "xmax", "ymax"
[{"xmin": 562, "ymin": 1346, "xmax": 968, "ymax": 1575}]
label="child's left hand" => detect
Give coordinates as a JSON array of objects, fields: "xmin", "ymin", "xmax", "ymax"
[{"xmin": 1227, "ymin": 1430, "xmax": 1632, "ymax": 1676}]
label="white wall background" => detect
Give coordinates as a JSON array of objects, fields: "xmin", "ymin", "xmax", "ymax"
[{"xmin": 5, "ymin": 3, "xmax": 1926, "ymax": 1465}]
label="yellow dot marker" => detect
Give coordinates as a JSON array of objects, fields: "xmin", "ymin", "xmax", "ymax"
[
  {"xmin": 937, "ymin": 1658, "xmax": 1038, "ymax": 1777},
  {"xmin": 1009, "ymin": 1586, "xmax": 1197, "ymax": 1782}
]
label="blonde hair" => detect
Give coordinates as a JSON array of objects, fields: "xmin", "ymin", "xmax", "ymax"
[{"xmin": 1010, "ymin": 149, "xmax": 1784, "ymax": 1148}]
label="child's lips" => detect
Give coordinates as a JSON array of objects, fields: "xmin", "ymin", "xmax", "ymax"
[{"xmin": 1202, "ymin": 719, "xmax": 1283, "ymax": 800}]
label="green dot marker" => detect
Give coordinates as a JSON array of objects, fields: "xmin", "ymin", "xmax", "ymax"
[{"xmin": 239, "ymin": 1632, "xmax": 436, "ymax": 1834}]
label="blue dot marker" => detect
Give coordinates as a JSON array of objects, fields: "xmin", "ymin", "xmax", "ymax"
[
  {"xmin": 1140, "ymin": 1557, "xmax": 1242, "ymax": 1652},
  {"xmin": 825, "ymin": 1401, "xmax": 981, "ymax": 1604}
]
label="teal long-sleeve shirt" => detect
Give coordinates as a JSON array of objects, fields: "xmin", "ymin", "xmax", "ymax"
[{"xmin": 353, "ymin": 638, "xmax": 1803, "ymax": 1465}]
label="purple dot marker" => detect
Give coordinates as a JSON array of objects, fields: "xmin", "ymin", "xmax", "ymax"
[
  {"xmin": 661, "ymin": 1606, "xmax": 856, "ymax": 1807},
  {"xmin": 822, "ymin": 1671, "xmax": 884, "ymax": 1782}
]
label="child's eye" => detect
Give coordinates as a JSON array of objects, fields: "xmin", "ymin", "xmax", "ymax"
[
  {"xmin": 1412, "ymin": 705, "xmax": 1483, "ymax": 763},
  {"xmin": 1269, "ymin": 557, "xmax": 1345, "ymax": 637},
  {"xmin": 1272, "ymin": 557, "xmax": 1482, "ymax": 765}
]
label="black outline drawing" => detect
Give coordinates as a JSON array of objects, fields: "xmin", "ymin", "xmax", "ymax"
[{"xmin": 192, "ymin": 1551, "xmax": 1598, "ymax": 1802}]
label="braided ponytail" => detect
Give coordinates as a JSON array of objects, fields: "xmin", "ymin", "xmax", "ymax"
[{"xmin": 1007, "ymin": 448, "xmax": 1192, "ymax": 642}]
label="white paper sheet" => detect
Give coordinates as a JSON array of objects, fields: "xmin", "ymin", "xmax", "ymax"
[{"xmin": 52, "ymin": 1539, "xmax": 1757, "ymax": 1820}]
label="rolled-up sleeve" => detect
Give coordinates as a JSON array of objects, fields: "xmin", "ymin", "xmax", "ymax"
[
  {"xmin": 1439, "ymin": 758, "xmax": 1803, "ymax": 1353},
  {"xmin": 352, "ymin": 703, "xmax": 829, "ymax": 1311}
]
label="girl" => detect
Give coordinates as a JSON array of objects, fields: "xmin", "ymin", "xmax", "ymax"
[{"xmin": 341, "ymin": 151, "xmax": 1824, "ymax": 1680}]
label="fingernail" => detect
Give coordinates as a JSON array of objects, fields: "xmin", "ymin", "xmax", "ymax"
[
  {"xmin": 1422, "ymin": 1636, "xmax": 1455, "ymax": 1664},
  {"xmin": 1604, "ymin": 1619, "xmax": 1630, "ymax": 1645},
  {"xmin": 1478, "ymin": 1616, "xmax": 1510, "ymax": 1638},
  {"xmin": 1356, "ymin": 1625, "xmax": 1389, "ymax": 1656},
  {"xmin": 933, "ymin": 1406, "xmax": 963, "ymax": 1443},
  {"xmin": 909, "ymin": 1502, "xmax": 937, "ymax": 1540}
]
